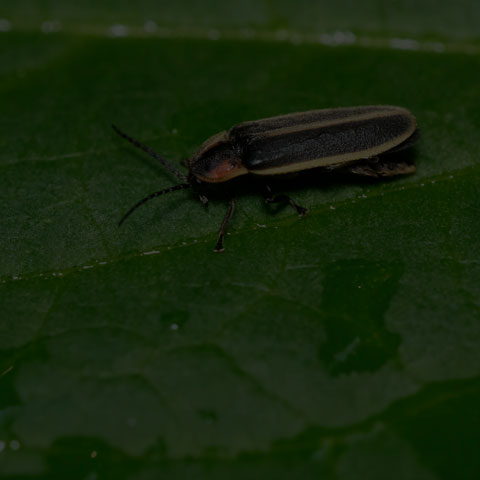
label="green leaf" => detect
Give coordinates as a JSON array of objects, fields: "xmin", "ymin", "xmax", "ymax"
[{"xmin": 1, "ymin": 2, "xmax": 480, "ymax": 479}]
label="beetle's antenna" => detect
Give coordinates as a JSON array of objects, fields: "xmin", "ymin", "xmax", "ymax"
[
  {"xmin": 112, "ymin": 125, "xmax": 188, "ymax": 182},
  {"xmin": 119, "ymin": 183, "xmax": 192, "ymax": 226}
]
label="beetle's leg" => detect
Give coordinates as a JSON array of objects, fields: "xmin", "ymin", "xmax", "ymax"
[
  {"xmin": 199, "ymin": 194, "xmax": 209, "ymax": 206},
  {"xmin": 214, "ymin": 197, "xmax": 236, "ymax": 253},
  {"xmin": 263, "ymin": 185, "xmax": 308, "ymax": 216}
]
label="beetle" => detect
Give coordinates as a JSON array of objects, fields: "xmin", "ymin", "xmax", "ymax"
[{"xmin": 113, "ymin": 105, "xmax": 418, "ymax": 252}]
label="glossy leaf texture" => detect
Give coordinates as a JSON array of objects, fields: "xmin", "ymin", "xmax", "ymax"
[{"xmin": 1, "ymin": 2, "xmax": 480, "ymax": 479}]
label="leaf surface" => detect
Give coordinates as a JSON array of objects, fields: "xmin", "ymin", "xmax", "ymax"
[{"xmin": 1, "ymin": 2, "xmax": 480, "ymax": 479}]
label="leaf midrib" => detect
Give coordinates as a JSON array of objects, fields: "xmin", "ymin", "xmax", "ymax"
[{"xmin": 1, "ymin": 163, "xmax": 474, "ymax": 284}]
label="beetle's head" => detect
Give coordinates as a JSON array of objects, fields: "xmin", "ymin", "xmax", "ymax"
[{"xmin": 188, "ymin": 131, "xmax": 248, "ymax": 183}]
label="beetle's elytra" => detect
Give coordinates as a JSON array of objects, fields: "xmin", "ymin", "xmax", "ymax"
[{"xmin": 114, "ymin": 105, "xmax": 418, "ymax": 252}]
